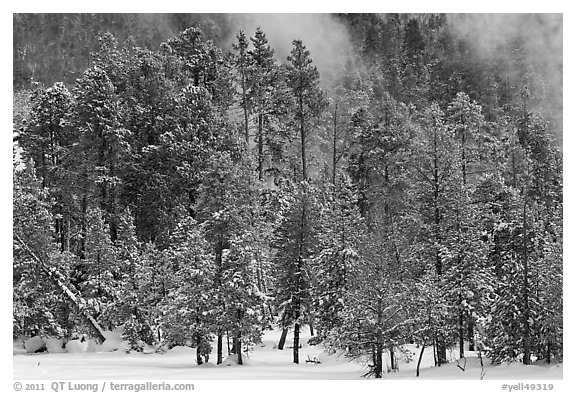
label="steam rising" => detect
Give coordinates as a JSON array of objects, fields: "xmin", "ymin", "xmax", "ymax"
[
  {"xmin": 448, "ymin": 14, "xmax": 562, "ymax": 141},
  {"xmin": 219, "ymin": 14, "xmax": 562, "ymax": 141},
  {"xmin": 137, "ymin": 13, "xmax": 563, "ymax": 141},
  {"xmin": 223, "ymin": 14, "xmax": 354, "ymax": 85}
]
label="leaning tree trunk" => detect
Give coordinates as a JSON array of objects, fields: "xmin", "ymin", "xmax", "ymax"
[
  {"xmin": 278, "ymin": 327, "xmax": 288, "ymax": 350},
  {"xmin": 14, "ymin": 234, "xmax": 106, "ymax": 342},
  {"xmin": 416, "ymin": 343, "xmax": 426, "ymax": 377}
]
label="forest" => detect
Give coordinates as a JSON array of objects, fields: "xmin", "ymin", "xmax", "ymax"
[{"xmin": 13, "ymin": 14, "xmax": 562, "ymax": 379}]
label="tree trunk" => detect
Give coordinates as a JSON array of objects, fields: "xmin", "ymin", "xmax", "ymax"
[
  {"xmin": 278, "ymin": 328, "xmax": 288, "ymax": 350},
  {"xmin": 375, "ymin": 299, "xmax": 383, "ymax": 378},
  {"xmin": 236, "ymin": 309, "xmax": 243, "ymax": 365},
  {"xmin": 374, "ymin": 341, "xmax": 383, "ymax": 378},
  {"xmin": 389, "ymin": 343, "xmax": 396, "ymax": 371},
  {"xmin": 108, "ymin": 160, "xmax": 118, "ymax": 243},
  {"xmin": 432, "ymin": 336, "xmax": 437, "ymax": 366},
  {"xmin": 467, "ymin": 321, "xmax": 475, "ymax": 351},
  {"xmin": 293, "ymin": 323, "xmax": 300, "ymax": 364},
  {"xmin": 217, "ymin": 334, "xmax": 223, "ymax": 365},
  {"xmin": 459, "ymin": 293, "xmax": 465, "ymax": 358},
  {"xmin": 196, "ymin": 344, "xmax": 204, "ymax": 365},
  {"xmin": 66, "ymin": 217, "xmax": 70, "ymax": 253},
  {"xmin": 432, "ymin": 127, "xmax": 447, "ymax": 366},
  {"xmin": 416, "ymin": 343, "xmax": 426, "ymax": 377},
  {"xmin": 226, "ymin": 331, "xmax": 231, "ymax": 355},
  {"xmin": 215, "ymin": 241, "xmax": 224, "ymax": 364},
  {"xmin": 522, "ymin": 197, "xmax": 531, "ymax": 365},
  {"xmin": 233, "ymin": 335, "xmax": 243, "ymax": 365},
  {"xmin": 299, "ymin": 94, "xmax": 307, "ymax": 181},
  {"xmin": 436, "ymin": 336, "xmax": 447, "ymax": 365},
  {"xmin": 80, "ymin": 194, "xmax": 87, "ymax": 259},
  {"xmin": 240, "ymin": 60, "xmax": 249, "ymax": 146},
  {"xmin": 433, "ymin": 126, "xmax": 442, "ymax": 276},
  {"xmin": 309, "ymin": 323, "xmax": 314, "ymax": 336},
  {"xmin": 258, "ymin": 114, "xmax": 264, "ymax": 181}
]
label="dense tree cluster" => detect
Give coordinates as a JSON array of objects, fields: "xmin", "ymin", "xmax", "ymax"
[{"xmin": 13, "ymin": 14, "xmax": 562, "ymax": 377}]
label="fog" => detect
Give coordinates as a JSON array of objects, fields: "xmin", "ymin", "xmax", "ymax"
[
  {"xmin": 222, "ymin": 14, "xmax": 354, "ymax": 86},
  {"xmin": 449, "ymin": 14, "xmax": 562, "ymax": 142}
]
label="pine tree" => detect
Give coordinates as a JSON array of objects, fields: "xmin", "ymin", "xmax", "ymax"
[
  {"xmin": 160, "ymin": 217, "xmax": 216, "ymax": 364},
  {"xmin": 13, "ymin": 162, "xmax": 64, "ymax": 337},
  {"xmin": 19, "ymin": 82, "xmax": 77, "ymax": 253},
  {"xmin": 80, "ymin": 207, "xmax": 117, "ymax": 318},
  {"xmin": 232, "ymin": 30, "xmax": 251, "ymax": 146},
  {"xmin": 408, "ymin": 103, "xmax": 461, "ymax": 365},
  {"xmin": 445, "ymin": 92, "xmax": 488, "ymax": 357},
  {"xmin": 98, "ymin": 208, "xmax": 155, "ymax": 350},
  {"xmin": 312, "ymin": 176, "xmax": 365, "ymax": 341},
  {"xmin": 247, "ymin": 28, "xmax": 292, "ymax": 182},
  {"xmin": 333, "ymin": 230, "xmax": 411, "ymax": 378},
  {"xmin": 285, "ymin": 40, "xmax": 328, "ymax": 181},
  {"xmin": 272, "ymin": 181, "xmax": 321, "ymax": 364}
]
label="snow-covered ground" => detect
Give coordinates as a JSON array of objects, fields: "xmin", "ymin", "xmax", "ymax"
[{"xmin": 13, "ymin": 327, "xmax": 562, "ymax": 380}]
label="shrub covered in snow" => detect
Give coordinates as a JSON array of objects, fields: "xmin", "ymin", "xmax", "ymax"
[
  {"xmin": 25, "ymin": 336, "xmax": 46, "ymax": 353},
  {"xmin": 46, "ymin": 338, "xmax": 66, "ymax": 353}
]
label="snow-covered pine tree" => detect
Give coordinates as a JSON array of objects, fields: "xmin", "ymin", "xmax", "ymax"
[
  {"xmin": 311, "ymin": 175, "xmax": 365, "ymax": 342},
  {"xmin": 160, "ymin": 217, "xmax": 216, "ymax": 364},
  {"xmin": 247, "ymin": 28, "xmax": 292, "ymax": 181},
  {"xmin": 272, "ymin": 181, "xmax": 321, "ymax": 364},
  {"xmin": 407, "ymin": 270, "xmax": 451, "ymax": 376},
  {"xmin": 407, "ymin": 103, "xmax": 460, "ymax": 365},
  {"xmin": 13, "ymin": 162, "xmax": 105, "ymax": 340},
  {"xmin": 332, "ymin": 230, "xmax": 411, "ymax": 379},
  {"xmin": 76, "ymin": 206, "xmax": 118, "ymax": 326},
  {"xmin": 285, "ymin": 39, "xmax": 328, "ymax": 182},
  {"xmin": 13, "ymin": 163, "xmax": 69, "ymax": 337},
  {"xmin": 98, "ymin": 208, "xmax": 155, "ymax": 350},
  {"xmin": 519, "ymin": 112, "xmax": 563, "ymax": 363},
  {"xmin": 18, "ymin": 82, "xmax": 76, "ymax": 253},
  {"xmin": 220, "ymin": 234, "xmax": 266, "ymax": 365},
  {"xmin": 444, "ymin": 92, "xmax": 490, "ymax": 357},
  {"xmin": 232, "ymin": 30, "xmax": 251, "ymax": 146}
]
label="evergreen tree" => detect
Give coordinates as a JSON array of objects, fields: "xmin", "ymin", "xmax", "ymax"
[
  {"xmin": 232, "ymin": 30, "xmax": 251, "ymax": 145},
  {"xmin": 408, "ymin": 103, "xmax": 460, "ymax": 365},
  {"xmin": 272, "ymin": 181, "xmax": 321, "ymax": 364},
  {"xmin": 160, "ymin": 217, "xmax": 216, "ymax": 364},
  {"xmin": 311, "ymin": 177, "xmax": 365, "ymax": 341},
  {"xmin": 333, "ymin": 230, "xmax": 411, "ymax": 378},
  {"xmin": 80, "ymin": 207, "xmax": 118, "ymax": 318},
  {"xmin": 247, "ymin": 28, "xmax": 292, "ymax": 182},
  {"xmin": 285, "ymin": 40, "xmax": 328, "ymax": 180}
]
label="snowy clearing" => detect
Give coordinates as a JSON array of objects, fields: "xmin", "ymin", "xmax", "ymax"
[{"xmin": 13, "ymin": 328, "xmax": 562, "ymax": 380}]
